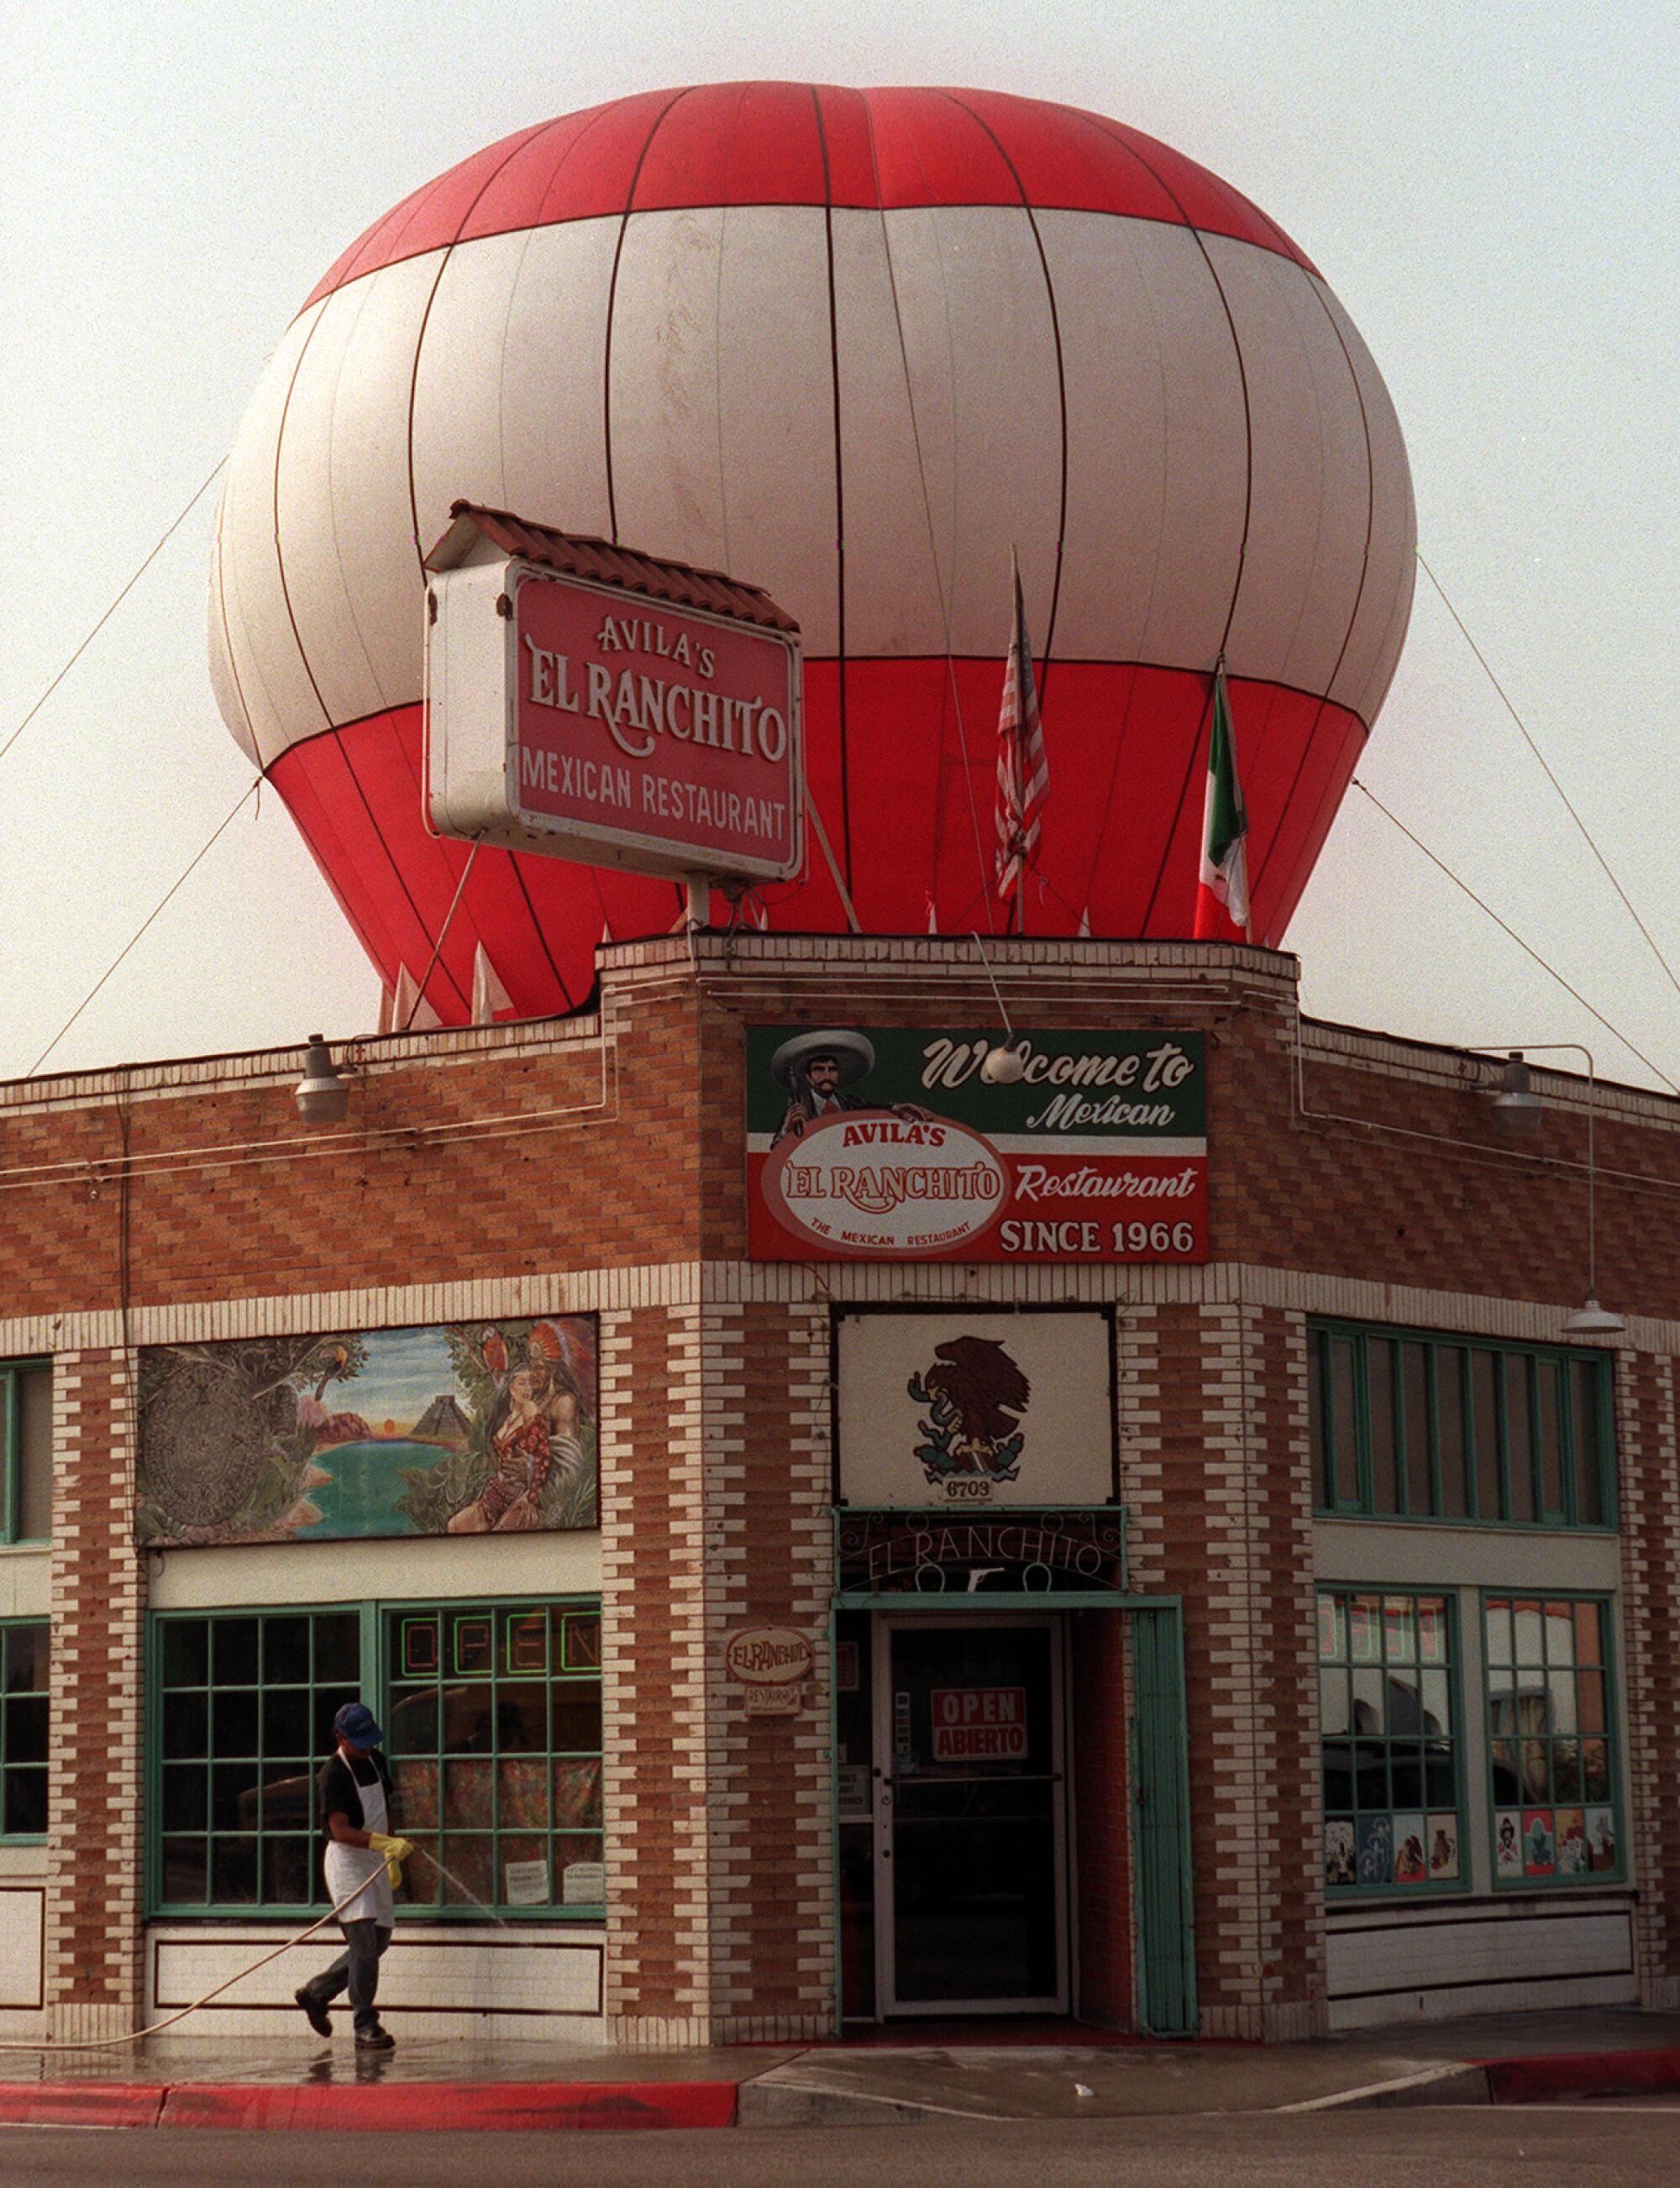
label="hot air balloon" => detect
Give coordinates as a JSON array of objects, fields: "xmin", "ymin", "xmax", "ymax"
[{"xmin": 209, "ymin": 82, "xmax": 1414, "ymax": 1024}]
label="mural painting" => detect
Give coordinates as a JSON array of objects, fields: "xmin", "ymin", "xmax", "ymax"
[{"xmin": 138, "ymin": 1319, "xmax": 597, "ymax": 1545}]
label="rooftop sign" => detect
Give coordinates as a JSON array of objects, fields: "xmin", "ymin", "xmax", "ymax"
[{"xmin": 424, "ymin": 505, "xmax": 803, "ymax": 884}]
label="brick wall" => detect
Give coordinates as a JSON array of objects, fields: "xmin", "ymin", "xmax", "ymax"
[
  {"xmin": 45, "ymin": 1351, "xmax": 144, "ymax": 2040},
  {"xmin": 1122, "ymin": 1301, "xmax": 1322, "ymax": 2038},
  {"xmin": 7, "ymin": 937, "xmax": 1680, "ymax": 2039},
  {"xmin": 1615, "ymin": 1350, "xmax": 1680, "ymax": 2008}
]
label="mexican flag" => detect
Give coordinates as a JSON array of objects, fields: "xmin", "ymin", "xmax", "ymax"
[{"xmin": 1193, "ymin": 662, "xmax": 1251, "ymax": 942}]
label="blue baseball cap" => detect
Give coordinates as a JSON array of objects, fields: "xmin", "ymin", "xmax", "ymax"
[{"xmin": 333, "ymin": 1702, "xmax": 385, "ymax": 1747}]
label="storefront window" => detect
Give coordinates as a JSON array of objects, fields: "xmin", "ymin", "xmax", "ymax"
[
  {"xmin": 1485, "ymin": 1594, "xmax": 1620, "ymax": 1884},
  {"xmin": 1310, "ymin": 1324, "xmax": 1613, "ymax": 1529},
  {"xmin": 1319, "ymin": 1588, "xmax": 1462, "ymax": 1895},
  {"xmin": 384, "ymin": 1602, "xmax": 602, "ymax": 1918},
  {"xmin": 155, "ymin": 1608, "xmax": 362, "ymax": 1909},
  {"xmin": 0, "ymin": 1623, "xmax": 49, "ymax": 1838},
  {"xmin": 150, "ymin": 1598, "xmax": 602, "ymax": 1918}
]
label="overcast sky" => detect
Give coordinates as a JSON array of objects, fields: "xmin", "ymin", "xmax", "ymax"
[{"xmin": 3, "ymin": 0, "xmax": 1676, "ymax": 1088}]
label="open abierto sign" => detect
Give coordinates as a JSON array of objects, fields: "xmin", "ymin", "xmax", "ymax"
[{"xmin": 929, "ymin": 1687, "xmax": 1028, "ymax": 1762}]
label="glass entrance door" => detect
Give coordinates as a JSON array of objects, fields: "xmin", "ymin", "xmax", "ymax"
[{"xmin": 873, "ymin": 1619, "xmax": 1068, "ymax": 2015}]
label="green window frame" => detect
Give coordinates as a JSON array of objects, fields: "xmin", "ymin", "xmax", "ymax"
[
  {"xmin": 149, "ymin": 1595, "xmax": 602, "ymax": 1922},
  {"xmin": 1309, "ymin": 1320, "xmax": 1614, "ymax": 1530},
  {"xmin": 0, "ymin": 1621, "xmax": 49, "ymax": 1841},
  {"xmin": 0, "ymin": 1361, "xmax": 52, "ymax": 1545},
  {"xmin": 1318, "ymin": 1586, "xmax": 1466, "ymax": 1898},
  {"xmin": 384, "ymin": 1599, "xmax": 603, "ymax": 1921},
  {"xmin": 1483, "ymin": 1591, "xmax": 1623, "ymax": 1887}
]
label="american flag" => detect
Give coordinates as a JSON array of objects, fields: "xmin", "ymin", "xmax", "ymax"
[{"xmin": 994, "ymin": 554, "xmax": 1048, "ymax": 904}]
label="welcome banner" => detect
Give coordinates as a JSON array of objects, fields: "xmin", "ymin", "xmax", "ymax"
[{"xmin": 745, "ymin": 1026, "xmax": 1207, "ymax": 1264}]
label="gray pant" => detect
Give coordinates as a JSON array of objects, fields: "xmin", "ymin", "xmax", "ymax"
[{"xmin": 301, "ymin": 1919, "xmax": 391, "ymax": 2031}]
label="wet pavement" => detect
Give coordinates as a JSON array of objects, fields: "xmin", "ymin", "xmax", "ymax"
[{"xmin": 0, "ymin": 2007, "xmax": 1675, "ymax": 2124}]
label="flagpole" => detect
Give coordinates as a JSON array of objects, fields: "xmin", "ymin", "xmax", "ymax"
[
  {"xmin": 1222, "ymin": 653, "xmax": 1254, "ymax": 947},
  {"xmin": 1012, "ymin": 546, "xmax": 1024, "ymax": 941}
]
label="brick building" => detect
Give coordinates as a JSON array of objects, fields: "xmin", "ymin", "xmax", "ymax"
[{"xmin": 0, "ymin": 933, "xmax": 1670, "ymax": 2043}]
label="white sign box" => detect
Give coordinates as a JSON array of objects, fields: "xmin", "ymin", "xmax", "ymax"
[
  {"xmin": 836, "ymin": 1311, "xmax": 1115, "ymax": 1509},
  {"xmin": 425, "ymin": 545, "xmax": 803, "ymax": 884}
]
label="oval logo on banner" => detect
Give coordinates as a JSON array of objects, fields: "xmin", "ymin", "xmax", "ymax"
[
  {"xmin": 760, "ymin": 1110, "xmax": 1008, "ymax": 1258},
  {"xmin": 722, "ymin": 1627, "xmax": 815, "ymax": 1686}
]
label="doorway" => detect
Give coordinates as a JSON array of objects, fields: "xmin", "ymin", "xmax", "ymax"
[{"xmin": 853, "ymin": 1614, "xmax": 1068, "ymax": 2017}]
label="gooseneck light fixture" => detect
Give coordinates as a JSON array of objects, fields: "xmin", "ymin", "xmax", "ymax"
[
  {"xmin": 1476, "ymin": 1042, "xmax": 1625, "ymax": 1337},
  {"xmin": 294, "ymin": 1035, "xmax": 350, "ymax": 1126}
]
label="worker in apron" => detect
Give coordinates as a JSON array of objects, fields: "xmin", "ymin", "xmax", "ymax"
[{"xmin": 295, "ymin": 1701, "xmax": 412, "ymax": 2049}]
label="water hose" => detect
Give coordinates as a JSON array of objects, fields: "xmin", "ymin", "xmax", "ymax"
[{"xmin": 0, "ymin": 1867, "xmax": 396, "ymax": 2054}]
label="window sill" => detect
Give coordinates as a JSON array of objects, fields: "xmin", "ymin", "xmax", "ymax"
[
  {"xmin": 148, "ymin": 1904, "xmax": 606, "ymax": 1925},
  {"xmin": 1314, "ymin": 1511, "xmax": 1617, "ymax": 1535}
]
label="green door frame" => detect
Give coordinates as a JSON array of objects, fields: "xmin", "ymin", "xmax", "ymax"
[{"xmin": 829, "ymin": 1590, "xmax": 1196, "ymax": 2038}]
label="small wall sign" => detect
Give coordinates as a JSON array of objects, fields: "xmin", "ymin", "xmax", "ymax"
[{"xmin": 722, "ymin": 1625, "xmax": 815, "ymax": 1716}]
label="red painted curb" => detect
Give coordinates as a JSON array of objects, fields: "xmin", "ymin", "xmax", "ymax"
[
  {"xmin": 0, "ymin": 2080, "xmax": 165, "ymax": 2129},
  {"xmin": 156, "ymin": 2079, "xmax": 739, "ymax": 2132},
  {"xmin": 1483, "ymin": 2048, "xmax": 1680, "ymax": 2104}
]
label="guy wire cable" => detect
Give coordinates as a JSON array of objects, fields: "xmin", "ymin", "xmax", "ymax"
[
  {"xmin": 0, "ymin": 456, "xmax": 227, "ymax": 771},
  {"xmin": 28, "ymin": 778, "xmax": 261, "ymax": 1077},
  {"xmin": 1352, "ymin": 778, "xmax": 1678, "ymax": 1094},
  {"xmin": 1417, "ymin": 550, "xmax": 1680, "ymax": 1005}
]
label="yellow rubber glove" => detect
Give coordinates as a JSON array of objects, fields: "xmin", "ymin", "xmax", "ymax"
[{"xmin": 369, "ymin": 1832, "xmax": 415, "ymax": 1889}]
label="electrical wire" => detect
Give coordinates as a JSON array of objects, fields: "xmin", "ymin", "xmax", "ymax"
[
  {"xmin": 0, "ymin": 457, "xmax": 227, "ymax": 772},
  {"xmin": 28, "ymin": 778, "xmax": 261, "ymax": 1078},
  {"xmin": 1417, "ymin": 551, "xmax": 1680, "ymax": 1006},
  {"xmin": 1352, "ymin": 778, "xmax": 1679, "ymax": 1094}
]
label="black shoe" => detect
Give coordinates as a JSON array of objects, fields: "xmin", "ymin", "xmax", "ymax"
[
  {"xmin": 354, "ymin": 2024, "xmax": 396, "ymax": 2052},
  {"xmin": 295, "ymin": 1987, "xmax": 332, "ymax": 2038}
]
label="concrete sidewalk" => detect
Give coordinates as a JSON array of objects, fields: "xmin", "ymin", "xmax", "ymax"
[{"xmin": 0, "ymin": 2009, "xmax": 1676, "ymax": 2129}]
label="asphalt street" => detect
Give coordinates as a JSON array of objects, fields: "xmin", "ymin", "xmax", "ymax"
[{"xmin": 0, "ymin": 2107, "xmax": 1674, "ymax": 2187}]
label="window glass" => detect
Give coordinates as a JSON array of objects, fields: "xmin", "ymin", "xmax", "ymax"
[
  {"xmin": 1537, "ymin": 1367, "xmax": 1565, "ymax": 1518},
  {"xmin": 1572, "ymin": 1367, "xmax": 1604, "ymax": 1526},
  {"xmin": 1436, "ymin": 1362, "xmax": 1466, "ymax": 1520},
  {"xmin": 14, "ymin": 1369, "xmax": 52, "ymax": 1542},
  {"xmin": 153, "ymin": 1601, "xmax": 601, "ymax": 1918},
  {"xmin": 0, "ymin": 1622, "xmax": 50, "ymax": 1837},
  {"xmin": 1320, "ymin": 1588, "xmax": 1459, "ymax": 1895},
  {"xmin": 382, "ymin": 1600, "xmax": 604, "ymax": 1918},
  {"xmin": 1506, "ymin": 1358, "xmax": 1536, "ymax": 1522},
  {"xmin": 1310, "ymin": 1325, "xmax": 1612, "ymax": 1530},
  {"xmin": 153, "ymin": 1609, "xmax": 359, "ymax": 1909},
  {"xmin": 1308, "ymin": 1330, "xmax": 1327, "ymax": 1503},
  {"xmin": 1368, "ymin": 1343, "xmax": 1398, "ymax": 1513},
  {"xmin": 1402, "ymin": 1344, "xmax": 1433, "ymax": 1515},
  {"xmin": 1485, "ymin": 1595, "xmax": 1619, "ymax": 1884},
  {"xmin": 1471, "ymin": 1351, "xmax": 1499, "ymax": 1520},
  {"xmin": 1331, "ymin": 1341, "xmax": 1358, "ymax": 1507}
]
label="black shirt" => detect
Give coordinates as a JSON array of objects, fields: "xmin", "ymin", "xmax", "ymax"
[{"xmin": 316, "ymin": 1748, "xmax": 396, "ymax": 1858}]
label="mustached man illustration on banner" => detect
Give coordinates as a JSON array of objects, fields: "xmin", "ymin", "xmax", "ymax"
[
  {"xmin": 769, "ymin": 1029, "xmax": 932, "ymax": 1146},
  {"xmin": 1193, "ymin": 659, "xmax": 1252, "ymax": 943}
]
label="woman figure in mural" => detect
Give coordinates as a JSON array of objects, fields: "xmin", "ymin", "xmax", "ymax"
[{"xmin": 448, "ymin": 1322, "xmax": 588, "ymax": 1534}]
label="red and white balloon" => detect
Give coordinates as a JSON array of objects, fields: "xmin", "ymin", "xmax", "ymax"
[{"xmin": 210, "ymin": 82, "xmax": 1415, "ymax": 1022}]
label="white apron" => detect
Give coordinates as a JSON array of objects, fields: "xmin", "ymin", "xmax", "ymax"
[{"xmin": 323, "ymin": 1760, "xmax": 393, "ymax": 1928}]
